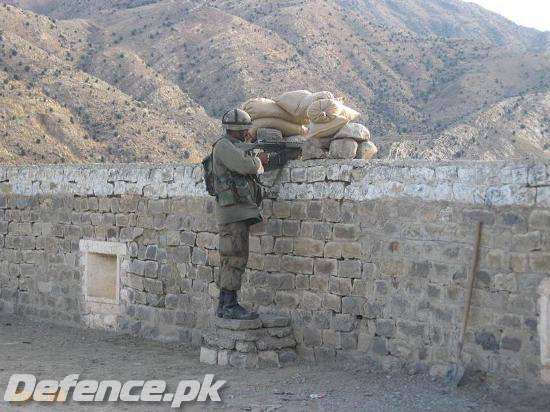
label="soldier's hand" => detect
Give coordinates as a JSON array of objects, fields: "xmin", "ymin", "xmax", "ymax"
[{"xmin": 258, "ymin": 152, "xmax": 269, "ymax": 167}]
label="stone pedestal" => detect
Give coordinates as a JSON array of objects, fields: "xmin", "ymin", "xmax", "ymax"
[{"xmin": 200, "ymin": 314, "xmax": 297, "ymax": 368}]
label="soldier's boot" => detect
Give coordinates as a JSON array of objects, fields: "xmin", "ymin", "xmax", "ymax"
[
  {"xmin": 222, "ymin": 290, "xmax": 258, "ymax": 320},
  {"xmin": 216, "ymin": 290, "xmax": 226, "ymax": 318}
]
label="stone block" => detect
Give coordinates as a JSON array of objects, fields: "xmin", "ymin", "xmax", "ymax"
[
  {"xmin": 196, "ymin": 232, "xmax": 218, "ymax": 249},
  {"xmin": 143, "ymin": 278, "xmax": 163, "ymax": 294},
  {"xmin": 191, "ymin": 248, "xmax": 208, "ymax": 265},
  {"xmin": 143, "ymin": 261, "xmax": 159, "ymax": 278},
  {"xmin": 307, "ymin": 166, "xmax": 326, "ymax": 182},
  {"xmin": 295, "ymin": 274, "xmax": 309, "ymax": 289},
  {"xmin": 274, "ymin": 238, "xmax": 294, "ymax": 253},
  {"xmin": 257, "ymin": 336, "xmax": 296, "ymax": 351},
  {"xmin": 322, "ymin": 330, "xmax": 342, "ymax": 348},
  {"xmin": 380, "ymin": 260, "xmax": 405, "ymax": 277},
  {"xmin": 144, "ymin": 245, "xmax": 159, "ymax": 260},
  {"xmin": 291, "ymin": 167, "xmax": 307, "ymax": 182},
  {"xmin": 324, "ymin": 293, "xmax": 342, "ymax": 312},
  {"xmin": 260, "ymin": 313, "xmax": 290, "ymax": 328},
  {"xmin": 282, "ymin": 220, "xmax": 300, "ymax": 237},
  {"xmin": 200, "ymin": 347, "xmax": 217, "ymax": 365},
  {"xmin": 314, "ymin": 347, "xmax": 336, "ymax": 362},
  {"xmin": 230, "ymin": 352, "xmax": 258, "ymax": 368},
  {"xmin": 214, "ymin": 317, "xmax": 262, "ymax": 331},
  {"xmin": 275, "ymin": 291, "xmax": 301, "ymax": 308},
  {"xmin": 307, "ymin": 201, "xmax": 323, "ymax": 220},
  {"xmin": 267, "ymin": 272, "xmax": 295, "ymax": 290},
  {"xmin": 376, "ymin": 319, "xmax": 396, "ymax": 337},
  {"xmin": 314, "ymin": 258, "xmax": 337, "ymax": 276},
  {"xmin": 217, "ymin": 350, "xmax": 229, "ymax": 366},
  {"xmin": 310, "ymin": 275, "xmax": 329, "ymax": 291},
  {"xmin": 290, "ymin": 202, "xmax": 308, "ymax": 219},
  {"xmin": 261, "ymin": 236, "xmax": 275, "ymax": 254},
  {"xmin": 341, "ymin": 242, "xmax": 362, "ymax": 259},
  {"xmin": 258, "ymin": 351, "xmax": 280, "ymax": 368},
  {"xmin": 267, "ymin": 327, "xmax": 292, "ymax": 338},
  {"xmin": 278, "ymin": 350, "xmax": 298, "ymax": 365},
  {"xmin": 301, "ymin": 291, "xmax": 322, "ymax": 310},
  {"xmin": 324, "ymin": 242, "xmax": 342, "ymax": 258},
  {"xmin": 272, "ymin": 201, "xmax": 291, "ymax": 218},
  {"xmin": 236, "ymin": 341, "xmax": 257, "ymax": 353},
  {"xmin": 397, "ymin": 320, "xmax": 425, "ymax": 339},
  {"xmin": 333, "ymin": 314, "xmax": 355, "ymax": 332},
  {"xmin": 329, "ymin": 138, "xmax": 358, "ymax": 159},
  {"xmin": 509, "ymin": 253, "xmax": 528, "ymax": 273},
  {"xmin": 180, "ymin": 231, "xmax": 196, "ymax": 246},
  {"xmin": 329, "ymin": 276, "xmax": 352, "ymax": 296},
  {"xmin": 294, "ymin": 237, "xmax": 324, "ymax": 257},
  {"xmin": 337, "ymin": 260, "xmax": 362, "ymax": 278},
  {"xmin": 341, "ymin": 332, "xmax": 358, "ymax": 350},
  {"xmin": 493, "ymin": 273, "xmax": 517, "ymax": 293},
  {"xmin": 369, "ymin": 336, "xmax": 387, "ymax": 355},
  {"xmin": 342, "ymin": 296, "xmax": 366, "ymax": 315},
  {"xmin": 326, "ymin": 164, "xmax": 353, "ymax": 182},
  {"xmin": 333, "ymin": 224, "xmax": 360, "ymax": 240},
  {"xmin": 282, "ymin": 255, "xmax": 313, "ymax": 274},
  {"xmin": 500, "ymin": 336, "xmax": 522, "ymax": 352},
  {"xmin": 303, "ymin": 327, "xmax": 322, "ymax": 346},
  {"xmin": 529, "ymin": 253, "xmax": 550, "ymax": 272}
]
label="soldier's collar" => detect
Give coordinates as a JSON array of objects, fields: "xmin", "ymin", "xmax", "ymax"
[{"xmin": 225, "ymin": 135, "xmax": 245, "ymax": 144}]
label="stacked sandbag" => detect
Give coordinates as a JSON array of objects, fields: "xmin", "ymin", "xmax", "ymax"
[
  {"xmin": 329, "ymin": 122, "xmax": 377, "ymax": 160},
  {"xmin": 306, "ymin": 99, "xmax": 361, "ymax": 150},
  {"xmin": 242, "ymin": 97, "xmax": 307, "ymax": 137},
  {"xmin": 274, "ymin": 90, "xmax": 334, "ymax": 124}
]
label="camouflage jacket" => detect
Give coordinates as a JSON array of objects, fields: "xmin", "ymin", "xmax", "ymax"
[{"xmin": 212, "ymin": 135, "xmax": 264, "ymax": 225}]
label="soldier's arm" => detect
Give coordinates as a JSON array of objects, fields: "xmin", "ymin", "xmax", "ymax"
[{"xmin": 215, "ymin": 139, "xmax": 264, "ymax": 175}]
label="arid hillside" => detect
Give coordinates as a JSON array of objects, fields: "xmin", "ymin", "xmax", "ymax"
[{"xmin": 1, "ymin": 0, "xmax": 549, "ymax": 164}]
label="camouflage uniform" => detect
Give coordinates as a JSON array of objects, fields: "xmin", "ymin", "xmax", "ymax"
[{"xmin": 213, "ymin": 135, "xmax": 264, "ymax": 291}]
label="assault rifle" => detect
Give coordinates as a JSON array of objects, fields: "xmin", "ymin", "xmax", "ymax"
[{"xmin": 236, "ymin": 128, "xmax": 303, "ymax": 170}]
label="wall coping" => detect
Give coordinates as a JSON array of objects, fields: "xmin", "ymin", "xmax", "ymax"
[{"xmin": 0, "ymin": 160, "xmax": 549, "ymax": 207}]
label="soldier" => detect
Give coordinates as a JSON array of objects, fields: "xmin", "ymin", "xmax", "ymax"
[{"xmin": 212, "ymin": 109, "xmax": 269, "ymax": 320}]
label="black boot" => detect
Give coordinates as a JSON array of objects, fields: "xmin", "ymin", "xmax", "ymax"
[
  {"xmin": 216, "ymin": 290, "xmax": 226, "ymax": 318},
  {"xmin": 221, "ymin": 290, "xmax": 258, "ymax": 320}
]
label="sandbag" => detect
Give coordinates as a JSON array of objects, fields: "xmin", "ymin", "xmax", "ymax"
[
  {"xmin": 329, "ymin": 138, "xmax": 358, "ymax": 159},
  {"xmin": 274, "ymin": 90, "xmax": 335, "ymax": 120},
  {"xmin": 356, "ymin": 141, "xmax": 378, "ymax": 160},
  {"xmin": 273, "ymin": 90, "xmax": 312, "ymax": 118},
  {"xmin": 334, "ymin": 122, "xmax": 370, "ymax": 141},
  {"xmin": 251, "ymin": 118, "xmax": 307, "ymax": 137},
  {"xmin": 307, "ymin": 99, "xmax": 360, "ymax": 123},
  {"xmin": 299, "ymin": 91, "xmax": 334, "ymax": 118},
  {"xmin": 242, "ymin": 98, "xmax": 300, "ymax": 123},
  {"xmin": 306, "ymin": 115, "xmax": 349, "ymax": 141}
]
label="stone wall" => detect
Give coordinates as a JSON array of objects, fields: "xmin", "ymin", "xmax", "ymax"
[{"xmin": 0, "ymin": 160, "xmax": 549, "ymax": 384}]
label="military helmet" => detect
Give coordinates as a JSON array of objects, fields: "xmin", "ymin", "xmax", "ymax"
[{"xmin": 221, "ymin": 108, "xmax": 253, "ymax": 131}]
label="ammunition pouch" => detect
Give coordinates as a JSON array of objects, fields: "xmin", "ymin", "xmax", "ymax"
[{"xmin": 215, "ymin": 173, "xmax": 261, "ymax": 207}]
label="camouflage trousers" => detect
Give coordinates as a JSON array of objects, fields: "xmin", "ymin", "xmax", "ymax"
[{"xmin": 217, "ymin": 221, "xmax": 250, "ymax": 291}]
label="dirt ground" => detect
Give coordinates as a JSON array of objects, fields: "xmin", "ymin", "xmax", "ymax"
[{"xmin": 0, "ymin": 314, "xmax": 548, "ymax": 412}]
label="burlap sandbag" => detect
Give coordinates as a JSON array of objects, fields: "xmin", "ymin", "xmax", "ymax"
[
  {"xmin": 307, "ymin": 99, "xmax": 360, "ymax": 123},
  {"xmin": 306, "ymin": 115, "xmax": 349, "ymax": 143},
  {"xmin": 333, "ymin": 122, "xmax": 370, "ymax": 141},
  {"xmin": 274, "ymin": 90, "xmax": 334, "ymax": 120},
  {"xmin": 274, "ymin": 90, "xmax": 312, "ymax": 118},
  {"xmin": 299, "ymin": 91, "xmax": 334, "ymax": 118},
  {"xmin": 252, "ymin": 118, "xmax": 307, "ymax": 137},
  {"xmin": 243, "ymin": 98, "xmax": 300, "ymax": 123}
]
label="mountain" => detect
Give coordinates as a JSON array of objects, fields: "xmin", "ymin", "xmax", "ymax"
[{"xmin": 1, "ymin": 0, "xmax": 549, "ymax": 164}]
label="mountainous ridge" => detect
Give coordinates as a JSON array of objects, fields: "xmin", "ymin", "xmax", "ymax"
[{"xmin": 0, "ymin": 0, "xmax": 549, "ymax": 164}]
